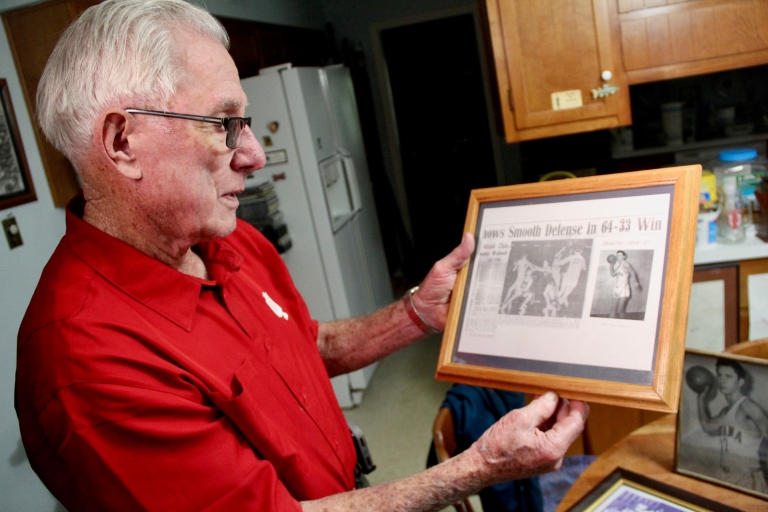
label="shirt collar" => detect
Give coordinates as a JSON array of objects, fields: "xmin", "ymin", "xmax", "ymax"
[{"xmin": 64, "ymin": 195, "xmax": 243, "ymax": 331}]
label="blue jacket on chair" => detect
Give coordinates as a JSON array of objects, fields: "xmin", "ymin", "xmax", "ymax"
[{"xmin": 437, "ymin": 384, "xmax": 543, "ymax": 512}]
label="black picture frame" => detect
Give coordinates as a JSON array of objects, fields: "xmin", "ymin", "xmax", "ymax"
[{"xmin": 0, "ymin": 78, "xmax": 35, "ymax": 210}]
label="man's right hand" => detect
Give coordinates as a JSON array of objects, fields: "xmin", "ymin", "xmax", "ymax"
[
  {"xmin": 302, "ymin": 391, "xmax": 589, "ymax": 512},
  {"xmin": 466, "ymin": 392, "xmax": 589, "ymax": 486}
]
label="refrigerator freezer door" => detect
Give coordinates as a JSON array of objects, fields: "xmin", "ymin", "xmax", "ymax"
[
  {"xmin": 291, "ymin": 68, "xmax": 338, "ymax": 162},
  {"xmin": 321, "ymin": 66, "xmax": 394, "ymax": 312},
  {"xmin": 320, "ymin": 65, "xmax": 365, "ymax": 160}
]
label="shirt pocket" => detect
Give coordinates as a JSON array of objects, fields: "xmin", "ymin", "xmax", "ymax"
[{"xmin": 205, "ymin": 358, "xmax": 310, "ymax": 479}]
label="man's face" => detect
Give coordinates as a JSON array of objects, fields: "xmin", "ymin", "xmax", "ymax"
[
  {"xmin": 617, "ymin": 252, "xmax": 626, "ymax": 262},
  {"xmin": 130, "ymin": 29, "xmax": 266, "ymax": 246},
  {"xmin": 717, "ymin": 365, "xmax": 744, "ymax": 395}
]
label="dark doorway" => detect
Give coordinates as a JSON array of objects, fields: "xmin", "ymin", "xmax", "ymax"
[{"xmin": 381, "ymin": 14, "xmax": 497, "ymax": 277}]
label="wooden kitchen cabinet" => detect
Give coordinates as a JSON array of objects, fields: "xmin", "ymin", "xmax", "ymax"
[
  {"xmin": 484, "ymin": 0, "xmax": 632, "ymax": 143},
  {"xmin": 483, "ymin": 0, "xmax": 768, "ymax": 143},
  {"xmin": 2, "ymin": 0, "xmax": 98, "ymax": 208},
  {"xmin": 216, "ymin": 17, "xmax": 329, "ymax": 79},
  {"xmin": 617, "ymin": 0, "xmax": 768, "ymax": 84}
]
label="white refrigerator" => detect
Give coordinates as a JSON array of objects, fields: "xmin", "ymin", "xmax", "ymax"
[{"xmin": 240, "ymin": 64, "xmax": 393, "ymax": 408}]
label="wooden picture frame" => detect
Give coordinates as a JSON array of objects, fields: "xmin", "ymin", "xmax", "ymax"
[
  {"xmin": 676, "ymin": 349, "xmax": 768, "ymax": 500},
  {"xmin": 436, "ymin": 166, "xmax": 700, "ymax": 412},
  {"xmin": 738, "ymin": 257, "xmax": 768, "ymax": 342},
  {"xmin": 567, "ymin": 467, "xmax": 739, "ymax": 512},
  {"xmin": 0, "ymin": 78, "xmax": 35, "ymax": 210},
  {"xmin": 688, "ymin": 263, "xmax": 739, "ymax": 351}
]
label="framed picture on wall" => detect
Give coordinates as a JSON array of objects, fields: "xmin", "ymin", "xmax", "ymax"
[
  {"xmin": 436, "ymin": 166, "xmax": 700, "ymax": 412},
  {"xmin": 676, "ymin": 349, "xmax": 768, "ymax": 499},
  {"xmin": 0, "ymin": 78, "xmax": 36, "ymax": 210}
]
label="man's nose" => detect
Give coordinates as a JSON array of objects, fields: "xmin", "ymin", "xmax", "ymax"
[{"xmin": 232, "ymin": 125, "xmax": 266, "ymax": 174}]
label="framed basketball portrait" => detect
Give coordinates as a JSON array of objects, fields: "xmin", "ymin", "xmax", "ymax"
[
  {"xmin": 676, "ymin": 349, "xmax": 768, "ymax": 499},
  {"xmin": 436, "ymin": 166, "xmax": 701, "ymax": 412}
]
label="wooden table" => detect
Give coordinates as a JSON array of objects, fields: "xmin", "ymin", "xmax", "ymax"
[{"xmin": 556, "ymin": 414, "xmax": 767, "ymax": 511}]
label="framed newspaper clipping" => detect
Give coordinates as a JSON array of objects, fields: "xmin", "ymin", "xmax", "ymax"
[{"xmin": 436, "ymin": 166, "xmax": 701, "ymax": 412}]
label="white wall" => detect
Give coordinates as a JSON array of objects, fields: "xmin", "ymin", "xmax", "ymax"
[
  {"xmin": 0, "ymin": 1, "xmax": 323, "ymax": 510},
  {"xmin": 0, "ymin": 16, "xmax": 67, "ymax": 512}
]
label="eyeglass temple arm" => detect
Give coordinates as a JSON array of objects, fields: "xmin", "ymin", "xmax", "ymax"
[{"xmin": 124, "ymin": 109, "xmax": 226, "ymax": 125}]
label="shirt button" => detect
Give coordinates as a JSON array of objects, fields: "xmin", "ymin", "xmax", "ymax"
[{"xmin": 302, "ymin": 392, "xmax": 308, "ymax": 403}]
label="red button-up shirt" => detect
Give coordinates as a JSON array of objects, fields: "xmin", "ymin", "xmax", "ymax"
[{"xmin": 16, "ymin": 197, "xmax": 356, "ymax": 511}]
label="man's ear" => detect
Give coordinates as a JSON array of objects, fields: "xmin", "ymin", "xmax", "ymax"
[{"xmin": 101, "ymin": 110, "xmax": 141, "ymax": 180}]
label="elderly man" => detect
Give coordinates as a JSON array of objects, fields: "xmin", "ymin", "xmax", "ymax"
[{"xmin": 16, "ymin": 0, "xmax": 588, "ymax": 510}]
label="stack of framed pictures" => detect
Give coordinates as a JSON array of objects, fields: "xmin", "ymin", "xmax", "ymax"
[{"xmin": 562, "ymin": 348, "xmax": 768, "ymax": 510}]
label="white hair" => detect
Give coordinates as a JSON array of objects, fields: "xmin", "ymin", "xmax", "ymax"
[{"xmin": 36, "ymin": 0, "xmax": 229, "ymax": 165}]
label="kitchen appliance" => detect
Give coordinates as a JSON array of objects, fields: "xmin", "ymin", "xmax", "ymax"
[{"xmin": 240, "ymin": 64, "xmax": 393, "ymax": 408}]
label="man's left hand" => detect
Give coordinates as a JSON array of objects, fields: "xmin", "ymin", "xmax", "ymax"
[{"xmin": 412, "ymin": 233, "xmax": 475, "ymax": 330}]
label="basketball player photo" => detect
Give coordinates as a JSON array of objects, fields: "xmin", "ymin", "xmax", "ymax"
[
  {"xmin": 589, "ymin": 249, "xmax": 653, "ymax": 321},
  {"xmin": 676, "ymin": 350, "xmax": 768, "ymax": 499}
]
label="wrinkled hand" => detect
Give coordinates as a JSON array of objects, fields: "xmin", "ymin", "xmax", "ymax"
[
  {"xmin": 469, "ymin": 392, "xmax": 589, "ymax": 486},
  {"xmin": 413, "ymin": 233, "xmax": 475, "ymax": 330}
]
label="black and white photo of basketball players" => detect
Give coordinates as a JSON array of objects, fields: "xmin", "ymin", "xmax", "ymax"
[
  {"xmin": 589, "ymin": 249, "xmax": 652, "ymax": 321},
  {"xmin": 498, "ymin": 239, "xmax": 592, "ymax": 318},
  {"xmin": 677, "ymin": 352, "xmax": 768, "ymax": 499}
]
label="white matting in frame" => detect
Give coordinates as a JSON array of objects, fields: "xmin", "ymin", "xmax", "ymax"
[{"xmin": 456, "ymin": 187, "xmax": 671, "ymax": 384}]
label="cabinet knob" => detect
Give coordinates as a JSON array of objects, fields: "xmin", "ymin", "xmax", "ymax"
[{"xmin": 601, "ymin": 70, "xmax": 613, "ymax": 81}]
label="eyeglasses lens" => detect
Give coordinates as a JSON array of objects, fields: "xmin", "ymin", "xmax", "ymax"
[{"xmin": 225, "ymin": 118, "xmax": 251, "ymax": 150}]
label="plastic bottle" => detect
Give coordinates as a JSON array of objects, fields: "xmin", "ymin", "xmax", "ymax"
[
  {"xmin": 717, "ymin": 179, "xmax": 746, "ymax": 244},
  {"xmin": 711, "ymin": 148, "xmax": 768, "ymax": 231}
]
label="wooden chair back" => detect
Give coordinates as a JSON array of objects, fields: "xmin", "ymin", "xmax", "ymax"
[{"xmin": 432, "ymin": 407, "xmax": 475, "ymax": 512}]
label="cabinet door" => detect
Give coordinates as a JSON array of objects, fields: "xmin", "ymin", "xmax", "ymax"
[
  {"xmin": 2, "ymin": 0, "xmax": 98, "ymax": 207},
  {"xmin": 619, "ymin": 0, "xmax": 768, "ymax": 84},
  {"xmin": 485, "ymin": 0, "xmax": 631, "ymax": 142}
]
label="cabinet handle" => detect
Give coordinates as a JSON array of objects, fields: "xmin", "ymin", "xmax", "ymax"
[
  {"xmin": 592, "ymin": 84, "xmax": 619, "ymax": 99},
  {"xmin": 601, "ymin": 70, "xmax": 613, "ymax": 81},
  {"xmin": 507, "ymin": 88, "xmax": 514, "ymax": 112}
]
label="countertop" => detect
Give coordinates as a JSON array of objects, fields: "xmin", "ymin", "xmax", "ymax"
[{"xmin": 694, "ymin": 233, "xmax": 768, "ymax": 265}]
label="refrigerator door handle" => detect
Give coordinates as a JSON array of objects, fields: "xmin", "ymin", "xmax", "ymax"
[
  {"xmin": 318, "ymin": 153, "xmax": 362, "ymax": 233},
  {"xmin": 340, "ymin": 153, "xmax": 362, "ymax": 216}
]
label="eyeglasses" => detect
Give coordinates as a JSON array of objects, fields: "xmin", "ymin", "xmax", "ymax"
[{"xmin": 125, "ymin": 108, "xmax": 252, "ymax": 150}]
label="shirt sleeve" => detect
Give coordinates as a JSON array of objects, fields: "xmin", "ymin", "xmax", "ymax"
[{"xmin": 34, "ymin": 381, "xmax": 304, "ymax": 512}]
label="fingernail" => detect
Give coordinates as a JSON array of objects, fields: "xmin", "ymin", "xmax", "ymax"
[{"xmin": 543, "ymin": 391, "xmax": 558, "ymax": 402}]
